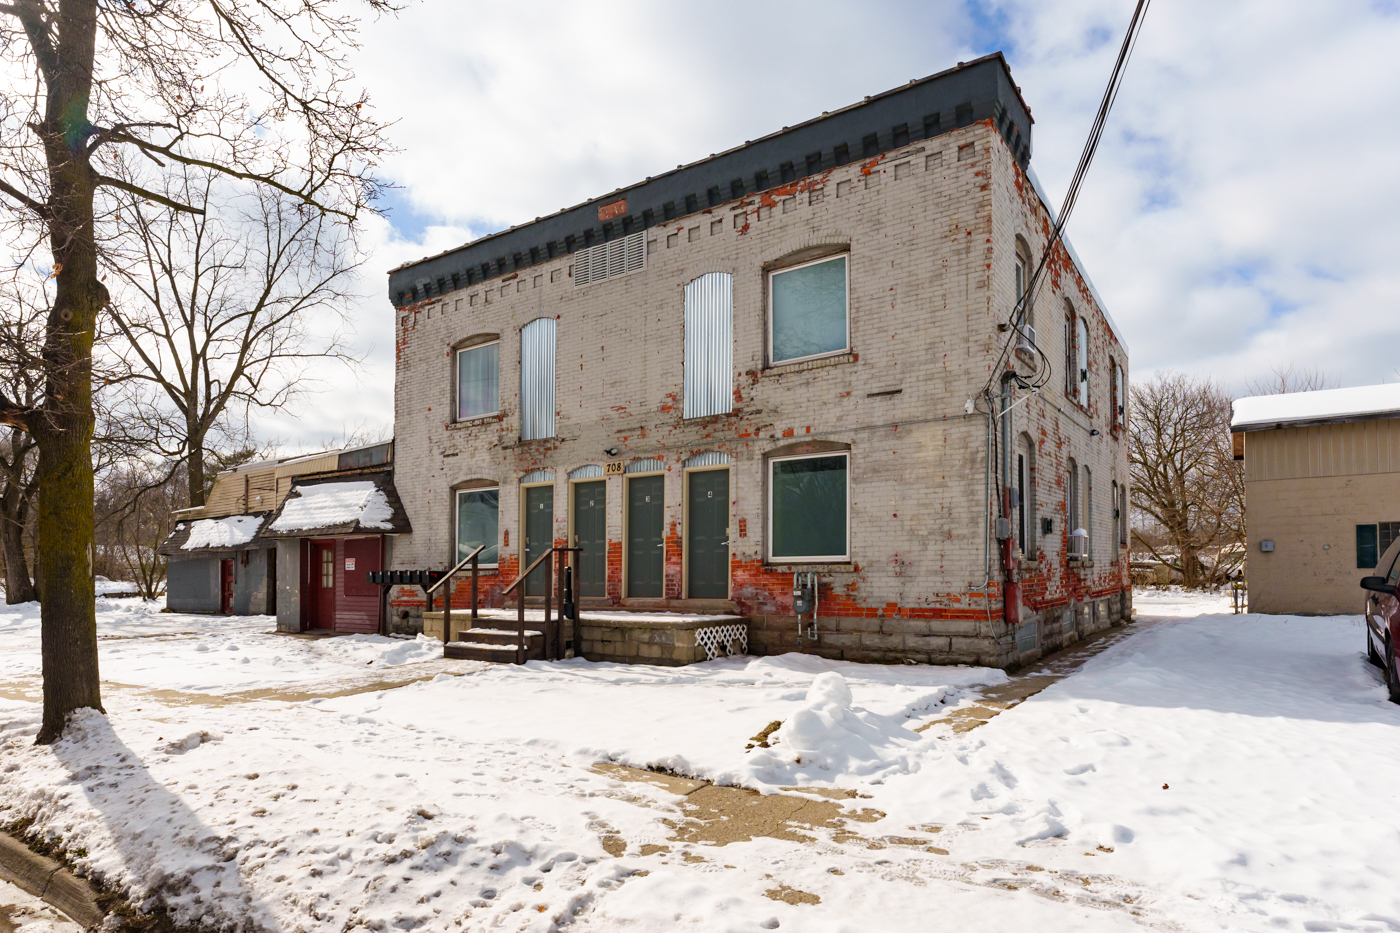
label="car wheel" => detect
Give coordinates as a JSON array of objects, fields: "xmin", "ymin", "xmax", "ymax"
[{"xmin": 1387, "ymin": 637, "xmax": 1400, "ymax": 705}]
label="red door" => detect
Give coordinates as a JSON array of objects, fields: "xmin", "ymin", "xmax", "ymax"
[
  {"xmin": 220, "ymin": 559, "xmax": 234, "ymax": 614},
  {"xmin": 310, "ymin": 540, "xmax": 336, "ymax": 629}
]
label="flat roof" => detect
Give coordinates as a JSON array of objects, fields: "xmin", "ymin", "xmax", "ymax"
[
  {"xmin": 388, "ymin": 53, "xmax": 1033, "ymax": 307},
  {"xmin": 1231, "ymin": 383, "xmax": 1400, "ymax": 432}
]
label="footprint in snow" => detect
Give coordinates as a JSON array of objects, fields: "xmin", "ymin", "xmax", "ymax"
[{"xmin": 1064, "ymin": 762, "xmax": 1097, "ymax": 775}]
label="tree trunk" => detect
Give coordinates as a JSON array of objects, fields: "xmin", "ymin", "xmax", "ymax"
[
  {"xmin": 1, "ymin": 490, "xmax": 37, "ymax": 604},
  {"xmin": 34, "ymin": 0, "xmax": 105, "ymax": 745},
  {"xmin": 187, "ymin": 437, "xmax": 205, "ymax": 508}
]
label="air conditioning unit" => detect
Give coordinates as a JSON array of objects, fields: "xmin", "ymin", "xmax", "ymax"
[
  {"xmin": 1068, "ymin": 527, "xmax": 1088, "ymax": 559},
  {"xmin": 1014, "ymin": 324, "xmax": 1037, "ymax": 364}
]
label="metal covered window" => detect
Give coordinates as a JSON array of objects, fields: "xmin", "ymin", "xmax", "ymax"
[
  {"xmin": 1017, "ymin": 432, "xmax": 1036, "ymax": 558},
  {"xmin": 769, "ymin": 255, "xmax": 849, "ymax": 365},
  {"xmin": 456, "ymin": 341, "xmax": 499, "ymax": 421},
  {"xmin": 1085, "ymin": 466, "xmax": 1093, "ymax": 558},
  {"xmin": 456, "ymin": 487, "xmax": 499, "ymax": 565},
  {"xmin": 573, "ymin": 231, "xmax": 645, "ymax": 287},
  {"xmin": 684, "ymin": 272, "xmax": 733, "ymax": 418},
  {"xmin": 769, "ymin": 452, "xmax": 849, "ymax": 562},
  {"xmin": 520, "ymin": 317, "xmax": 556, "ymax": 440}
]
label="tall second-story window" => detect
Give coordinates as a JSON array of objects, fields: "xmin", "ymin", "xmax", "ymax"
[
  {"xmin": 456, "ymin": 340, "xmax": 499, "ymax": 421},
  {"xmin": 684, "ymin": 272, "xmax": 734, "ymax": 418},
  {"xmin": 770, "ymin": 254, "xmax": 849, "ymax": 365},
  {"xmin": 1077, "ymin": 316, "xmax": 1090, "ymax": 406},
  {"xmin": 521, "ymin": 318, "xmax": 556, "ymax": 440}
]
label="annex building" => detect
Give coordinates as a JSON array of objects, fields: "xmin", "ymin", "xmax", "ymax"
[
  {"xmin": 382, "ymin": 52, "xmax": 1132, "ymax": 668},
  {"xmin": 1233, "ymin": 384, "xmax": 1400, "ymax": 615}
]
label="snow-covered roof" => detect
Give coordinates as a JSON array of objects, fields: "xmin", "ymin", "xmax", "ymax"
[
  {"xmin": 268, "ymin": 480, "xmax": 393, "ymax": 533},
  {"xmin": 181, "ymin": 515, "xmax": 264, "ymax": 550},
  {"xmin": 1231, "ymin": 383, "xmax": 1400, "ymax": 431}
]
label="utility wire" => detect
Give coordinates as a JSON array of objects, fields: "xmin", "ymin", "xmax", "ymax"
[{"xmin": 983, "ymin": 0, "xmax": 1152, "ymax": 399}]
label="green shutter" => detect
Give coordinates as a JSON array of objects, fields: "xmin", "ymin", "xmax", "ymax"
[{"xmin": 1357, "ymin": 524, "xmax": 1379, "ymax": 569}]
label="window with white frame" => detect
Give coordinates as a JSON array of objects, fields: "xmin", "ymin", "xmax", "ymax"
[
  {"xmin": 455, "ymin": 486, "xmax": 499, "ymax": 564},
  {"xmin": 1111, "ymin": 480, "xmax": 1120, "ymax": 558},
  {"xmin": 769, "ymin": 255, "xmax": 849, "ymax": 365},
  {"xmin": 1077, "ymin": 316, "xmax": 1090, "ymax": 406},
  {"xmin": 769, "ymin": 452, "xmax": 848, "ymax": 561},
  {"xmin": 520, "ymin": 318, "xmax": 556, "ymax": 440},
  {"xmin": 1067, "ymin": 457, "xmax": 1081, "ymax": 555},
  {"xmin": 1017, "ymin": 432, "xmax": 1036, "ymax": 558},
  {"xmin": 456, "ymin": 340, "xmax": 499, "ymax": 421},
  {"xmin": 1085, "ymin": 466, "xmax": 1093, "ymax": 559}
]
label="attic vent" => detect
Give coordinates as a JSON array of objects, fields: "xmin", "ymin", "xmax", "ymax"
[{"xmin": 574, "ymin": 231, "xmax": 645, "ymax": 287}]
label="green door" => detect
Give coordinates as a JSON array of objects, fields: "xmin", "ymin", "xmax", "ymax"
[
  {"xmin": 626, "ymin": 475, "xmax": 664, "ymax": 598},
  {"xmin": 686, "ymin": 469, "xmax": 729, "ymax": 598},
  {"xmin": 572, "ymin": 480, "xmax": 606, "ymax": 598},
  {"xmin": 524, "ymin": 485, "xmax": 553, "ymax": 597}
]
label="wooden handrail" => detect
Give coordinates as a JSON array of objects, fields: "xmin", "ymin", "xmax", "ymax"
[
  {"xmin": 427, "ymin": 545, "xmax": 486, "ymax": 594},
  {"xmin": 501, "ymin": 547, "xmax": 557, "ymax": 596}
]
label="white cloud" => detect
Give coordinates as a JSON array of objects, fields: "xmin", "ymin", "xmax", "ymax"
[{"xmin": 268, "ymin": 0, "xmax": 1400, "ymax": 450}]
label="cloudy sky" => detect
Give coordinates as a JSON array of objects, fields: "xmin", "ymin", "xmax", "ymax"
[{"xmin": 266, "ymin": 0, "xmax": 1400, "ymax": 450}]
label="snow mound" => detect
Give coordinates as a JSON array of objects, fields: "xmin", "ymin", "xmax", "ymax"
[
  {"xmin": 181, "ymin": 515, "xmax": 263, "ymax": 550},
  {"xmin": 746, "ymin": 672, "xmax": 926, "ymax": 786},
  {"xmin": 269, "ymin": 480, "xmax": 393, "ymax": 532}
]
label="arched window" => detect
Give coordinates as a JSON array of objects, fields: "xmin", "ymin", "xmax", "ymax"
[
  {"xmin": 1014, "ymin": 236, "xmax": 1034, "ymax": 327},
  {"xmin": 1085, "ymin": 465, "xmax": 1094, "ymax": 559},
  {"xmin": 521, "ymin": 317, "xmax": 556, "ymax": 440},
  {"xmin": 1067, "ymin": 457, "xmax": 1080, "ymax": 554},
  {"xmin": 1017, "ymin": 432, "xmax": 1036, "ymax": 558},
  {"xmin": 1111, "ymin": 480, "xmax": 1120, "ymax": 558},
  {"xmin": 1077, "ymin": 316, "xmax": 1090, "ymax": 406},
  {"xmin": 684, "ymin": 272, "xmax": 734, "ymax": 418}
]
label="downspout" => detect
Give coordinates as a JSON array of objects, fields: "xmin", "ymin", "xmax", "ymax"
[{"xmin": 999, "ymin": 374, "xmax": 1022, "ymax": 631}]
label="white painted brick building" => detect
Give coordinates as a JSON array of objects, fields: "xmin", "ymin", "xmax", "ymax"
[{"xmin": 384, "ymin": 53, "xmax": 1131, "ymax": 668}]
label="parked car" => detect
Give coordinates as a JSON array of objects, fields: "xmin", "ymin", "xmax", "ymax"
[{"xmin": 1363, "ymin": 537, "xmax": 1400, "ymax": 702}]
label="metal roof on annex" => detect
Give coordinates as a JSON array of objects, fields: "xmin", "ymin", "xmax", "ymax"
[{"xmin": 387, "ymin": 53, "xmax": 1033, "ymax": 308}]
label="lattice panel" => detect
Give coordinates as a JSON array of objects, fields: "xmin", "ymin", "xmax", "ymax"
[{"xmin": 696, "ymin": 623, "xmax": 748, "ymax": 661}]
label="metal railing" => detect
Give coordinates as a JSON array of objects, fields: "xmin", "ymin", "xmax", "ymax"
[
  {"xmin": 425, "ymin": 545, "xmax": 485, "ymax": 648},
  {"xmin": 500, "ymin": 545, "xmax": 581, "ymax": 664}
]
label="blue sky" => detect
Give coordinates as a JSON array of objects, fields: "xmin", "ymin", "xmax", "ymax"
[{"xmin": 260, "ymin": 0, "xmax": 1400, "ymax": 448}]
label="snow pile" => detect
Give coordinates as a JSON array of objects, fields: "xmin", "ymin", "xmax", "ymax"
[
  {"xmin": 267, "ymin": 480, "xmax": 393, "ymax": 533},
  {"xmin": 180, "ymin": 514, "xmax": 263, "ymax": 550},
  {"xmin": 1231, "ymin": 382, "xmax": 1400, "ymax": 429},
  {"xmin": 746, "ymin": 672, "xmax": 926, "ymax": 786}
]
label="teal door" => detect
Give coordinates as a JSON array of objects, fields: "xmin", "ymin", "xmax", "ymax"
[
  {"xmin": 686, "ymin": 469, "xmax": 729, "ymax": 598},
  {"xmin": 572, "ymin": 480, "xmax": 606, "ymax": 598},
  {"xmin": 626, "ymin": 475, "xmax": 664, "ymax": 598},
  {"xmin": 524, "ymin": 485, "xmax": 553, "ymax": 597}
]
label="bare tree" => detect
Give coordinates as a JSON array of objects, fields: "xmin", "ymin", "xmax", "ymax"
[
  {"xmin": 0, "ymin": 0, "xmax": 395, "ymax": 743},
  {"xmin": 0, "ymin": 284, "xmax": 47, "ymax": 603},
  {"xmin": 107, "ymin": 167, "xmax": 360, "ymax": 508},
  {"xmin": 1245, "ymin": 362, "xmax": 1332, "ymax": 397},
  {"xmin": 1129, "ymin": 372, "xmax": 1245, "ymax": 588},
  {"xmin": 94, "ymin": 459, "xmax": 187, "ymax": 600}
]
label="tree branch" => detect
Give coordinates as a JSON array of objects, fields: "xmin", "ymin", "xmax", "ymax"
[
  {"xmin": 0, "ymin": 177, "xmax": 49, "ymax": 219},
  {"xmin": 94, "ymin": 173, "xmax": 204, "ymax": 215}
]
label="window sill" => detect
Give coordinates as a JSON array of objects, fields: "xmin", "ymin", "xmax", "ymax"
[
  {"xmin": 1068, "ymin": 557, "xmax": 1095, "ymax": 569},
  {"xmin": 446, "ymin": 413, "xmax": 504, "ymax": 431},
  {"xmin": 1019, "ymin": 559, "xmax": 1040, "ymax": 571},
  {"xmin": 765, "ymin": 562, "xmax": 856, "ymax": 573},
  {"xmin": 762, "ymin": 352, "xmax": 857, "ymax": 378}
]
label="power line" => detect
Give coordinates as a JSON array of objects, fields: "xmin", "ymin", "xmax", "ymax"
[{"xmin": 984, "ymin": 0, "xmax": 1152, "ymax": 398}]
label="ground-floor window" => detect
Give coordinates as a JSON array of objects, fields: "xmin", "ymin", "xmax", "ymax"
[
  {"xmin": 769, "ymin": 452, "xmax": 848, "ymax": 562},
  {"xmin": 456, "ymin": 487, "xmax": 499, "ymax": 564},
  {"xmin": 1358, "ymin": 521, "xmax": 1400, "ymax": 569}
]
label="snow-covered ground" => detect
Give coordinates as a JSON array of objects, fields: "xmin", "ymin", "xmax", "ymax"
[{"xmin": 1, "ymin": 591, "xmax": 1397, "ymax": 932}]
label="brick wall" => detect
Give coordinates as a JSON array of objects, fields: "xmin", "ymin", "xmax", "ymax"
[{"xmin": 386, "ymin": 119, "xmax": 1131, "ymax": 668}]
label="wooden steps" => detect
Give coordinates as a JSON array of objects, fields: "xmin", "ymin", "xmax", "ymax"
[{"xmin": 443, "ymin": 627, "xmax": 546, "ymax": 662}]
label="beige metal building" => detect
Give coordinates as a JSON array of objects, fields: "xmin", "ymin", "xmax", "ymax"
[{"xmin": 1233, "ymin": 384, "xmax": 1400, "ymax": 614}]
